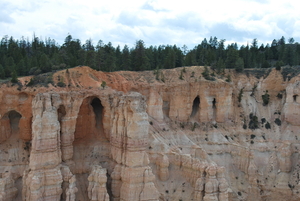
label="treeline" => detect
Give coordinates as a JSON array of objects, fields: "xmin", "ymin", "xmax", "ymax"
[{"xmin": 0, "ymin": 34, "xmax": 299, "ymax": 79}]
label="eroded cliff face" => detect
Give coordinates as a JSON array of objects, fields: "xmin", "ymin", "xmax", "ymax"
[{"xmin": 0, "ymin": 66, "xmax": 300, "ymax": 201}]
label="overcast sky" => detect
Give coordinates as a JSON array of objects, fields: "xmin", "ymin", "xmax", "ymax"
[{"xmin": 1, "ymin": 0, "xmax": 300, "ymax": 49}]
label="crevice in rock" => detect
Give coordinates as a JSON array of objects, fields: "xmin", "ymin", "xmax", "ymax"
[
  {"xmin": 73, "ymin": 96, "xmax": 110, "ymax": 187},
  {"xmin": 293, "ymin": 95, "xmax": 298, "ymax": 102},
  {"xmin": 212, "ymin": 98, "xmax": 217, "ymax": 121},
  {"xmin": 190, "ymin": 96, "xmax": 200, "ymax": 118},
  {"xmin": 57, "ymin": 105, "xmax": 66, "ymax": 123},
  {"xmin": 91, "ymin": 97, "xmax": 104, "ymax": 129},
  {"xmin": 163, "ymin": 101, "xmax": 170, "ymax": 118}
]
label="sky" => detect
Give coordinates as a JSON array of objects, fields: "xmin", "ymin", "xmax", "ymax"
[{"xmin": 1, "ymin": 0, "xmax": 300, "ymax": 49}]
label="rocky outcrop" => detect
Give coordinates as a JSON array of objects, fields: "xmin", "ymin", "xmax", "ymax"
[
  {"xmin": 110, "ymin": 92, "xmax": 160, "ymax": 201},
  {"xmin": 0, "ymin": 172, "xmax": 18, "ymax": 200},
  {"xmin": 2, "ymin": 66, "xmax": 300, "ymax": 200},
  {"xmin": 87, "ymin": 166, "xmax": 109, "ymax": 201}
]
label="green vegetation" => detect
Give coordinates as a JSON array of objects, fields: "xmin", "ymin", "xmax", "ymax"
[
  {"xmin": 1, "ymin": 35, "xmax": 300, "ymax": 80},
  {"xmin": 10, "ymin": 70, "xmax": 18, "ymax": 83},
  {"xmin": 249, "ymin": 113, "xmax": 259, "ymax": 130},
  {"xmin": 262, "ymin": 90, "xmax": 270, "ymax": 105},
  {"xmin": 57, "ymin": 81, "xmax": 66, "ymax": 87},
  {"xmin": 179, "ymin": 70, "xmax": 184, "ymax": 80},
  {"xmin": 265, "ymin": 122, "xmax": 271, "ymax": 129},
  {"xmin": 275, "ymin": 61, "xmax": 284, "ymax": 71},
  {"xmin": 275, "ymin": 118, "xmax": 282, "ymax": 126},
  {"xmin": 238, "ymin": 88, "xmax": 244, "ymax": 103},
  {"xmin": 101, "ymin": 81, "xmax": 106, "ymax": 89},
  {"xmin": 202, "ymin": 66, "xmax": 215, "ymax": 81},
  {"xmin": 225, "ymin": 75, "xmax": 231, "ymax": 82},
  {"xmin": 26, "ymin": 73, "xmax": 53, "ymax": 87},
  {"xmin": 251, "ymin": 84, "xmax": 257, "ymax": 96},
  {"xmin": 277, "ymin": 93, "xmax": 283, "ymax": 99}
]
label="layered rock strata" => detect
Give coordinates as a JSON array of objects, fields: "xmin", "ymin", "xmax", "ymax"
[{"xmin": 1, "ymin": 66, "xmax": 300, "ymax": 200}]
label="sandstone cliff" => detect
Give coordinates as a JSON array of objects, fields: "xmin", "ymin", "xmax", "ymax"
[{"xmin": 0, "ymin": 65, "xmax": 300, "ymax": 201}]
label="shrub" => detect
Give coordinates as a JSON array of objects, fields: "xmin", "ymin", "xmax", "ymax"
[
  {"xmin": 202, "ymin": 66, "xmax": 215, "ymax": 81},
  {"xmin": 276, "ymin": 93, "xmax": 283, "ymax": 99},
  {"xmin": 179, "ymin": 71, "xmax": 184, "ymax": 80},
  {"xmin": 262, "ymin": 90, "xmax": 270, "ymax": 105},
  {"xmin": 275, "ymin": 61, "xmax": 284, "ymax": 71},
  {"xmin": 275, "ymin": 118, "xmax": 281, "ymax": 126},
  {"xmin": 191, "ymin": 122, "xmax": 197, "ymax": 131},
  {"xmin": 101, "ymin": 81, "xmax": 106, "ymax": 89},
  {"xmin": 225, "ymin": 75, "xmax": 231, "ymax": 82},
  {"xmin": 27, "ymin": 78, "xmax": 35, "ymax": 86},
  {"xmin": 265, "ymin": 122, "xmax": 271, "ymax": 129},
  {"xmin": 161, "ymin": 72, "xmax": 165, "ymax": 82},
  {"xmin": 57, "ymin": 81, "xmax": 66, "ymax": 87},
  {"xmin": 249, "ymin": 113, "xmax": 259, "ymax": 129},
  {"xmin": 238, "ymin": 88, "xmax": 244, "ymax": 103},
  {"xmin": 251, "ymin": 84, "xmax": 257, "ymax": 96},
  {"xmin": 26, "ymin": 73, "xmax": 53, "ymax": 87}
]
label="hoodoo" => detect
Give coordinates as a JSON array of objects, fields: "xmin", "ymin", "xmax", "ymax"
[{"xmin": 0, "ymin": 65, "xmax": 300, "ymax": 201}]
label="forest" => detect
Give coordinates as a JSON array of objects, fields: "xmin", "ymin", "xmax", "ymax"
[{"xmin": 0, "ymin": 34, "xmax": 299, "ymax": 80}]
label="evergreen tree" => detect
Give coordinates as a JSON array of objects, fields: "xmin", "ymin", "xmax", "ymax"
[
  {"xmin": 39, "ymin": 53, "xmax": 52, "ymax": 72},
  {"xmin": 225, "ymin": 47, "xmax": 238, "ymax": 68},
  {"xmin": 121, "ymin": 45, "xmax": 131, "ymax": 70},
  {"xmin": 0, "ymin": 64, "xmax": 5, "ymax": 79},
  {"xmin": 235, "ymin": 57, "xmax": 244, "ymax": 72},
  {"xmin": 133, "ymin": 40, "xmax": 149, "ymax": 71},
  {"xmin": 115, "ymin": 45, "xmax": 122, "ymax": 70},
  {"xmin": 11, "ymin": 70, "xmax": 18, "ymax": 83}
]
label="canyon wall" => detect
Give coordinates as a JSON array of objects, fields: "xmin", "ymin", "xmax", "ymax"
[{"xmin": 0, "ymin": 66, "xmax": 300, "ymax": 200}]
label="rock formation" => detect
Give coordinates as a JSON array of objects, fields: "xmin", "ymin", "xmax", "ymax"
[{"xmin": 1, "ymin": 66, "xmax": 300, "ymax": 200}]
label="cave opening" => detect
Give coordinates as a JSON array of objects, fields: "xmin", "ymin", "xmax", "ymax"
[
  {"xmin": 74, "ymin": 97, "xmax": 104, "ymax": 140},
  {"xmin": 91, "ymin": 97, "xmax": 104, "ymax": 129},
  {"xmin": 293, "ymin": 95, "xmax": 298, "ymax": 102},
  {"xmin": 190, "ymin": 96, "xmax": 200, "ymax": 118},
  {"xmin": 73, "ymin": 96, "xmax": 110, "ymax": 200},
  {"xmin": 0, "ymin": 110, "xmax": 28, "ymax": 199},
  {"xmin": 57, "ymin": 105, "xmax": 66, "ymax": 123},
  {"xmin": 57, "ymin": 105, "xmax": 66, "ymax": 162},
  {"xmin": 212, "ymin": 98, "xmax": 217, "ymax": 121},
  {"xmin": 7, "ymin": 110, "xmax": 22, "ymax": 133}
]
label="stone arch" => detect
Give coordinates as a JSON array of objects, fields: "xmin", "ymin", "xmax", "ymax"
[
  {"xmin": 0, "ymin": 110, "xmax": 22, "ymax": 142},
  {"xmin": 74, "ymin": 96, "xmax": 105, "ymax": 140},
  {"xmin": 0, "ymin": 110, "xmax": 31, "ymax": 199},
  {"xmin": 73, "ymin": 95, "xmax": 110, "ymax": 199},
  {"xmin": 190, "ymin": 96, "xmax": 200, "ymax": 119}
]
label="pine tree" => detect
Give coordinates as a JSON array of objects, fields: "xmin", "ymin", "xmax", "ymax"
[
  {"xmin": 235, "ymin": 57, "xmax": 244, "ymax": 72},
  {"xmin": 0, "ymin": 64, "xmax": 5, "ymax": 79},
  {"xmin": 11, "ymin": 70, "xmax": 18, "ymax": 83},
  {"xmin": 133, "ymin": 40, "xmax": 150, "ymax": 71},
  {"xmin": 121, "ymin": 45, "xmax": 131, "ymax": 70}
]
